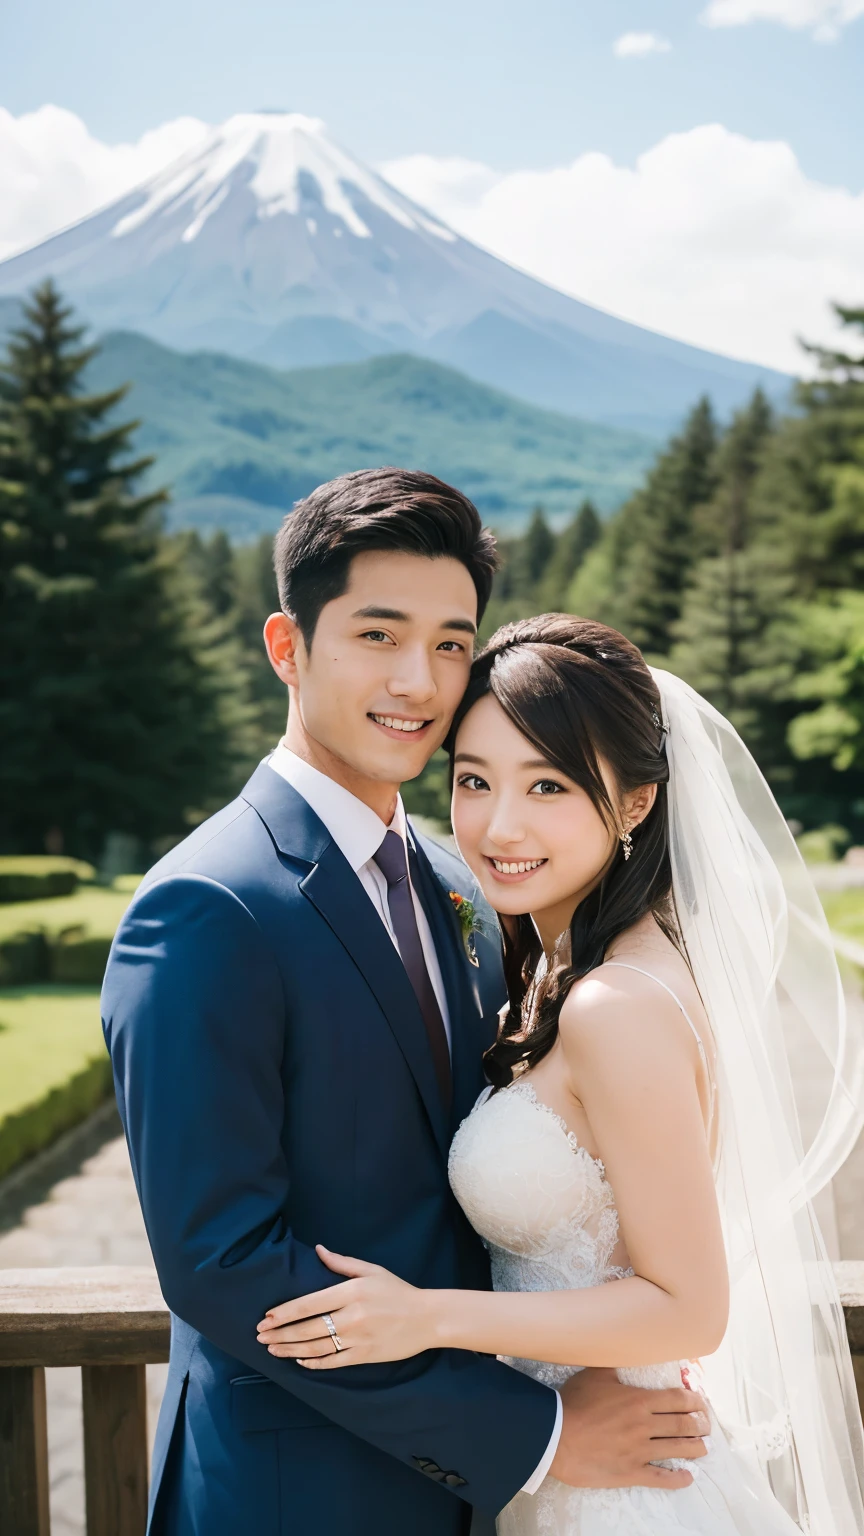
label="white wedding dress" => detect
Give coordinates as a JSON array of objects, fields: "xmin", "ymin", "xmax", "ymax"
[{"xmin": 448, "ymin": 984, "xmax": 805, "ymax": 1535}]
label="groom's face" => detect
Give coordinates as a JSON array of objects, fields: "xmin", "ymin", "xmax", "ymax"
[{"xmin": 279, "ymin": 550, "xmax": 477, "ymax": 787}]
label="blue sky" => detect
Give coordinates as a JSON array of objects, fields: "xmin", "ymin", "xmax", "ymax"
[{"xmin": 2, "ymin": 0, "xmax": 862, "ymax": 187}]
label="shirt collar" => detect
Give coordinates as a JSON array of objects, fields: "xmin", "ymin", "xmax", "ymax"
[{"xmin": 267, "ymin": 743, "xmax": 409, "ymax": 873}]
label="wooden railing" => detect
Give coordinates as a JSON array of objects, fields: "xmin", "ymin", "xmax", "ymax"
[
  {"xmin": 1, "ymin": 1262, "xmax": 864, "ymax": 1534},
  {"xmin": 0, "ymin": 1268, "xmax": 169, "ymax": 1536}
]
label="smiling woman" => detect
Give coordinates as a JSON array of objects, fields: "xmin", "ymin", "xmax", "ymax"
[{"xmin": 447, "ymin": 614, "xmax": 672, "ymax": 1022}]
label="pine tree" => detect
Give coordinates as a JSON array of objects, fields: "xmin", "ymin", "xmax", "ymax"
[
  {"xmin": 671, "ymin": 392, "xmax": 778, "ymax": 730},
  {"xmin": 233, "ymin": 531, "xmax": 287, "ymax": 748},
  {"xmin": 670, "ymin": 548, "xmax": 796, "ymax": 761},
  {"xmin": 619, "ymin": 397, "xmax": 718, "ymax": 655},
  {"xmin": 507, "ymin": 506, "xmax": 556, "ymax": 596},
  {"xmin": 540, "ymin": 500, "xmax": 601, "ymax": 610},
  {"xmin": 751, "ymin": 307, "xmax": 864, "ymax": 594},
  {"xmin": 568, "ymin": 399, "xmax": 718, "ymax": 652},
  {"xmin": 0, "ymin": 282, "xmax": 254, "ymax": 858},
  {"xmin": 787, "ymin": 593, "xmax": 864, "ymax": 771},
  {"xmin": 479, "ymin": 509, "xmax": 556, "ymax": 640},
  {"xmin": 695, "ymin": 390, "xmax": 773, "ymax": 559},
  {"xmin": 184, "ymin": 528, "xmax": 238, "ymax": 618}
]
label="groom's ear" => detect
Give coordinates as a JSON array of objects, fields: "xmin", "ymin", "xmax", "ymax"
[{"xmin": 264, "ymin": 612, "xmax": 306, "ymax": 687}]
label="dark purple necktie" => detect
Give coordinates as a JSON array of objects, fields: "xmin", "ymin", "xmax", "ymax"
[{"xmin": 374, "ymin": 830, "xmax": 452, "ymax": 1110}]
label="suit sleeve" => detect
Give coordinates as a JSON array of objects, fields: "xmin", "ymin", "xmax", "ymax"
[{"xmin": 102, "ymin": 873, "xmax": 557, "ymax": 1515}]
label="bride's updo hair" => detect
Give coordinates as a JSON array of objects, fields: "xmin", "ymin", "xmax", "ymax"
[{"xmin": 448, "ymin": 614, "xmax": 678, "ymax": 1087}]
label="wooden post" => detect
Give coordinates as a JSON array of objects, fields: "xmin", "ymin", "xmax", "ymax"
[
  {"xmin": 836, "ymin": 1261, "xmax": 864, "ymax": 1424},
  {"xmin": 0, "ymin": 1364, "xmax": 50, "ymax": 1536},
  {"xmin": 82, "ymin": 1363, "xmax": 148, "ymax": 1536},
  {"xmin": 0, "ymin": 1266, "xmax": 168, "ymax": 1536}
]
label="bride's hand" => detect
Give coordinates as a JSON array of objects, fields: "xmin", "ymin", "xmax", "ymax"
[{"xmin": 256, "ymin": 1245, "xmax": 439, "ymax": 1368}]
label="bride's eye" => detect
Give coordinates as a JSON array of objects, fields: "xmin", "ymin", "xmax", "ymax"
[
  {"xmin": 529, "ymin": 779, "xmax": 565, "ymax": 796},
  {"xmin": 456, "ymin": 773, "xmax": 489, "ymax": 792}
]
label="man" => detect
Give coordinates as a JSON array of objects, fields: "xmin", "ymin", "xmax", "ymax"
[{"xmin": 102, "ymin": 468, "xmax": 707, "ymax": 1534}]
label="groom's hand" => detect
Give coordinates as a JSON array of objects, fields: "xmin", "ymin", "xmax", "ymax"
[{"xmin": 550, "ymin": 1367, "xmax": 709, "ymax": 1490}]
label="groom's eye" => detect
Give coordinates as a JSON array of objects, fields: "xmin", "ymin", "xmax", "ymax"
[
  {"xmin": 437, "ymin": 640, "xmax": 467, "ymax": 653},
  {"xmin": 456, "ymin": 774, "xmax": 489, "ymax": 792},
  {"xmin": 360, "ymin": 629, "xmax": 395, "ymax": 644}
]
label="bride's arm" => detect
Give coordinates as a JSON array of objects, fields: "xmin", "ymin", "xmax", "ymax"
[{"xmin": 258, "ymin": 978, "xmax": 728, "ymax": 1370}]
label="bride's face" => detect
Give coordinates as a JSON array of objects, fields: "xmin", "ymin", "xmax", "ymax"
[{"xmin": 452, "ymin": 694, "xmax": 621, "ymax": 949}]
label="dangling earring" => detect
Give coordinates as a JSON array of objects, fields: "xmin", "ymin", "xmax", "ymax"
[{"xmin": 621, "ymin": 825, "xmax": 633, "ymax": 861}]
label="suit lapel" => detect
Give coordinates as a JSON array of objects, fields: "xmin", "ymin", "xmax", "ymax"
[
  {"xmin": 300, "ymin": 850, "xmax": 450, "ymax": 1157},
  {"xmin": 409, "ymin": 838, "xmax": 489, "ymax": 1135},
  {"xmin": 241, "ymin": 764, "xmax": 450, "ymax": 1159}
]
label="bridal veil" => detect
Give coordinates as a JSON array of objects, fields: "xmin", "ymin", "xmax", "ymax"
[{"xmin": 652, "ymin": 668, "xmax": 864, "ymax": 1534}]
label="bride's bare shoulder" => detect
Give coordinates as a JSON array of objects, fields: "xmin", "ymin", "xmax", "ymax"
[{"xmin": 557, "ymin": 953, "xmax": 702, "ymax": 1075}]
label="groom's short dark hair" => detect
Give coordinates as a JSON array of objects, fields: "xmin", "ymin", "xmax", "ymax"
[{"xmin": 274, "ymin": 467, "xmax": 498, "ymax": 646}]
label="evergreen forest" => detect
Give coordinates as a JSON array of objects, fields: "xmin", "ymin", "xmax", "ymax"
[{"xmin": 2, "ymin": 282, "xmax": 863, "ymax": 860}]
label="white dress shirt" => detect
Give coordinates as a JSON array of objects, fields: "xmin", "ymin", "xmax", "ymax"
[{"xmin": 266, "ymin": 744, "xmax": 562, "ymax": 1494}]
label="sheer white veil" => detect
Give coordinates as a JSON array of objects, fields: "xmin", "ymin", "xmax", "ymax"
[{"xmin": 651, "ymin": 667, "xmax": 864, "ymax": 1534}]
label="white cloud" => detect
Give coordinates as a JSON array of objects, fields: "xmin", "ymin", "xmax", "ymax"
[
  {"xmin": 613, "ymin": 31, "xmax": 672, "ymax": 56},
  {"xmin": 0, "ymin": 106, "xmax": 210, "ymax": 260},
  {"xmin": 381, "ymin": 125, "xmax": 864, "ymax": 375},
  {"xmin": 383, "ymin": 154, "xmax": 501, "ymax": 215},
  {"xmin": 701, "ymin": 0, "xmax": 864, "ymax": 40}
]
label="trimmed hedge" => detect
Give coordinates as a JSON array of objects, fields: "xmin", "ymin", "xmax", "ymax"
[
  {"xmin": 0, "ymin": 1054, "xmax": 113, "ymax": 1180},
  {"xmin": 0, "ymin": 857, "xmax": 95, "ymax": 904},
  {"xmin": 0, "ymin": 929, "xmax": 50, "ymax": 986},
  {"xmin": 0, "ymin": 987, "xmax": 113, "ymax": 1180},
  {"xmin": 0, "ymin": 928, "xmax": 112, "ymax": 986},
  {"xmin": 0, "ymin": 880, "xmax": 136, "ymax": 987},
  {"xmin": 50, "ymin": 933, "xmax": 113, "ymax": 985}
]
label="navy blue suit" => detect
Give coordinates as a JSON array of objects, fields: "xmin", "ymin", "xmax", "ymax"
[{"xmin": 102, "ymin": 762, "xmax": 557, "ymax": 1535}]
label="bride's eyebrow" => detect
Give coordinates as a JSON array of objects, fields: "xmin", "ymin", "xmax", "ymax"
[{"xmin": 453, "ymin": 752, "xmax": 557, "ymax": 771}]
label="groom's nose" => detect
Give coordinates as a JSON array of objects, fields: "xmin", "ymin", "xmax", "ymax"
[{"xmin": 386, "ymin": 644, "xmax": 437, "ymax": 703}]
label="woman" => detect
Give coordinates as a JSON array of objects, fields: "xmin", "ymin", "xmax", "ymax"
[{"xmin": 257, "ymin": 616, "xmax": 864, "ymax": 1534}]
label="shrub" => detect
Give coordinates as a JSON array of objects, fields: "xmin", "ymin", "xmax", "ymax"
[
  {"xmin": 0, "ymin": 929, "xmax": 50, "ymax": 986},
  {"xmin": 0, "ymin": 857, "xmax": 95, "ymax": 904},
  {"xmin": 49, "ymin": 932, "xmax": 113, "ymax": 985},
  {"xmin": 0, "ymin": 1055, "xmax": 113, "ymax": 1180},
  {"xmin": 796, "ymin": 824, "xmax": 851, "ymax": 865}
]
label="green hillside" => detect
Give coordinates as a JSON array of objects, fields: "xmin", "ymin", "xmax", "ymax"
[{"xmin": 87, "ymin": 333, "xmax": 656, "ymax": 536}]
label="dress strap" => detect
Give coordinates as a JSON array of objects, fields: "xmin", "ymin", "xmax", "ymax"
[{"xmin": 601, "ymin": 961, "xmax": 709, "ymax": 1071}]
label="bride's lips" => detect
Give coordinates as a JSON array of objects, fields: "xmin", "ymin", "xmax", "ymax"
[
  {"xmin": 367, "ymin": 712, "xmax": 434, "ymax": 740},
  {"xmin": 483, "ymin": 854, "xmax": 549, "ymax": 884}
]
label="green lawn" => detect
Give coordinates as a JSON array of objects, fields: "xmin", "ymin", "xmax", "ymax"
[
  {"xmin": 819, "ymin": 888, "xmax": 864, "ymax": 948},
  {"xmin": 0, "ymin": 879, "xmax": 139, "ymax": 942},
  {"xmin": 0, "ymin": 882, "xmax": 142, "ymax": 1176},
  {"xmin": 0, "ymin": 985, "xmax": 112, "ymax": 1178}
]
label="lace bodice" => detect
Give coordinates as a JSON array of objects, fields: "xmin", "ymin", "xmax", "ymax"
[
  {"xmin": 448, "ymin": 1079, "xmax": 679, "ymax": 1393},
  {"xmin": 448, "ymin": 1059, "xmax": 802, "ymax": 1534}
]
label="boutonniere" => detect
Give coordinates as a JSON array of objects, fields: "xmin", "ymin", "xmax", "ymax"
[{"xmin": 448, "ymin": 890, "xmax": 482, "ymax": 967}]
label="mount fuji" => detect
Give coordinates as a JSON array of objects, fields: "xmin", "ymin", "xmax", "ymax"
[{"xmin": 0, "ymin": 112, "xmax": 789, "ymax": 436}]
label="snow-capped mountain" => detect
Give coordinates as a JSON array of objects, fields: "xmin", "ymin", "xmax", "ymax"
[{"xmin": 0, "ymin": 112, "xmax": 789, "ymax": 434}]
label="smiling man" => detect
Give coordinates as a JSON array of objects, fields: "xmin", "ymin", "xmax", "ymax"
[{"xmin": 102, "ymin": 467, "xmax": 707, "ymax": 1536}]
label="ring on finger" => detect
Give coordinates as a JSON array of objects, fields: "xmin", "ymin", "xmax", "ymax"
[{"xmin": 321, "ymin": 1312, "xmax": 344, "ymax": 1352}]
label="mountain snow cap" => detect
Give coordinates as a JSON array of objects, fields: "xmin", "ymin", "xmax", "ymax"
[{"xmin": 112, "ymin": 110, "xmax": 456, "ymax": 246}]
